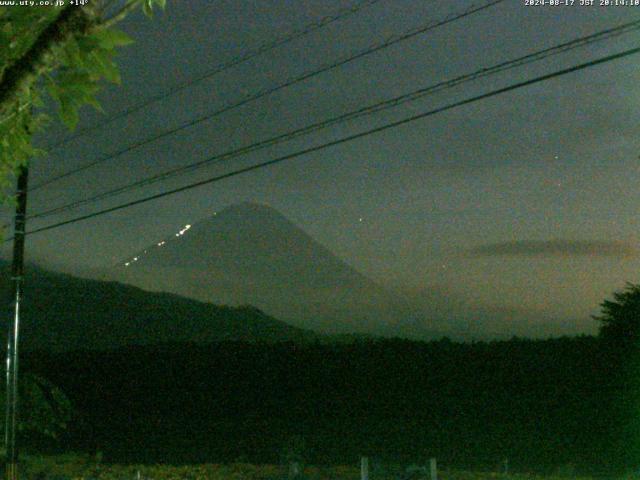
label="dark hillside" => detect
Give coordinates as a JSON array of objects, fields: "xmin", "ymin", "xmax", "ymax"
[
  {"xmin": 0, "ymin": 260, "xmax": 315, "ymax": 350},
  {"xmin": 21, "ymin": 336, "xmax": 627, "ymax": 475}
]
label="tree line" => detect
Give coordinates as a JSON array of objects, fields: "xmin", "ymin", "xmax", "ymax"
[{"xmin": 7, "ymin": 283, "xmax": 640, "ymax": 475}]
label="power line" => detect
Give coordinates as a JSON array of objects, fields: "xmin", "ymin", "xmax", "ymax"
[
  {"xmin": 42, "ymin": 0, "xmax": 385, "ymax": 153},
  {"xmin": 31, "ymin": 0, "xmax": 505, "ymax": 192},
  {"xmin": 26, "ymin": 18, "xmax": 640, "ymax": 222},
  {"xmin": 14, "ymin": 44, "xmax": 640, "ymax": 240}
]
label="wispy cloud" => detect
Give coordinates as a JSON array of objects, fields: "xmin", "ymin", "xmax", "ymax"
[{"xmin": 468, "ymin": 240, "xmax": 637, "ymax": 258}]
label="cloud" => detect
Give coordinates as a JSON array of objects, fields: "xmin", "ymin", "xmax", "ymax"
[{"xmin": 468, "ymin": 239, "xmax": 637, "ymax": 258}]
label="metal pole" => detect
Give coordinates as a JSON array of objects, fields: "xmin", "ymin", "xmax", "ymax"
[
  {"xmin": 360, "ymin": 456, "xmax": 369, "ymax": 480},
  {"xmin": 5, "ymin": 165, "xmax": 28, "ymax": 480}
]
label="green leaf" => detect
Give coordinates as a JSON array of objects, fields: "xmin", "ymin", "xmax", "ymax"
[
  {"xmin": 30, "ymin": 89, "xmax": 44, "ymax": 108},
  {"xmin": 46, "ymin": 80, "xmax": 61, "ymax": 105},
  {"xmin": 142, "ymin": 0, "xmax": 154, "ymax": 17},
  {"xmin": 88, "ymin": 49, "xmax": 121, "ymax": 84},
  {"xmin": 61, "ymin": 36, "xmax": 82, "ymax": 67},
  {"xmin": 91, "ymin": 28, "xmax": 134, "ymax": 49},
  {"xmin": 47, "ymin": 72, "xmax": 96, "ymax": 129},
  {"xmin": 59, "ymin": 99, "xmax": 79, "ymax": 130},
  {"xmin": 84, "ymin": 94, "xmax": 104, "ymax": 113},
  {"xmin": 141, "ymin": 0, "xmax": 166, "ymax": 17},
  {"xmin": 75, "ymin": 34, "xmax": 102, "ymax": 53}
]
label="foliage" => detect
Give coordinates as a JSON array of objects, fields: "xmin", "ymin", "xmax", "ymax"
[
  {"xmin": 280, "ymin": 435, "xmax": 309, "ymax": 469},
  {"xmin": 593, "ymin": 282, "xmax": 640, "ymax": 345},
  {"xmin": 592, "ymin": 283, "xmax": 640, "ymax": 469},
  {"xmin": 0, "ymin": 0, "xmax": 166, "ymax": 201},
  {"xmin": 26, "ymin": 335, "xmax": 619, "ymax": 474},
  {"xmin": 0, "ymin": 459, "xmax": 602, "ymax": 480},
  {"xmin": 21, "ymin": 452, "xmax": 97, "ymax": 479},
  {"xmin": 0, "ymin": 373, "xmax": 73, "ymax": 441}
]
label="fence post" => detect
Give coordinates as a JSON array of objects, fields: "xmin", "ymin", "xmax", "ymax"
[
  {"xmin": 429, "ymin": 458, "xmax": 437, "ymax": 480},
  {"xmin": 289, "ymin": 462, "xmax": 301, "ymax": 479},
  {"xmin": 361, "ymin": 456, "xmax": 369, "ymax": 480}
]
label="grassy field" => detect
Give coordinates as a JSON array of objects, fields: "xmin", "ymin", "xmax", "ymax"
[{"xmin": 19, "ymin": 456, "xmax": 600, "ymax": 480}]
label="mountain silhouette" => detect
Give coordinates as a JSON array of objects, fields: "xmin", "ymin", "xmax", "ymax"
[
  {"xmin": 112, "ymin": 202, "xmax": 409, "ymax": 335},
  {"xmin": 0, "ymin": 260, "xmax": 315, "ymax": 351}
]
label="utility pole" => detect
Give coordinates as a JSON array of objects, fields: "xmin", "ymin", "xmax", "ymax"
[{"xmin": 4, "ymin": 165, "xmax": 28, "ymax": 480}]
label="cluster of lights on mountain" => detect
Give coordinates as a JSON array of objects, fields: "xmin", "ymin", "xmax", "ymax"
[
  {"xmin": 124, "ymin": 224, "xmax": 191, "ymax": 266},
  {"xmin": 176, "ymin": 224, "xmax": 191, "ymax": 236}
]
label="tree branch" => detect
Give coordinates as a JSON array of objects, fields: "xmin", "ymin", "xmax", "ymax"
[
  {"xmin": 0, "ymin": 5, "xmax": 96, "ymax": 117},
  {"xmin": 98, "ymin": 0, "xmax": 141, "ymax": 30}
]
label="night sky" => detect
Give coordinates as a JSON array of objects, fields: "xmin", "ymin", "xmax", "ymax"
[{"xmin": 3, "ymin": 0, "xmax": 640, "ymax": 338}]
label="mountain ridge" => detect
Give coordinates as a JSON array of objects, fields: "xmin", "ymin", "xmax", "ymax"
[
  {"xmin": 112, "ymin": 202, "xmax": 412, "ymax": 335},
  {"xmin": 0, "ymin": 259, "xmax": 319, "ymax": 351}
]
